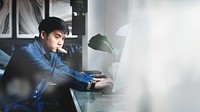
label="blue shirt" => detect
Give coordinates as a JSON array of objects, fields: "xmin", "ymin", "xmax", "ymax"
[{"xmin": 2, "ymin": 37, "xmax": 93, "ymax": 98}]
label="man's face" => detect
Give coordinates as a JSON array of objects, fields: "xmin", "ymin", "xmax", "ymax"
[{"xmin": 41, "ymin": 30, "xmax": 65, "ymax": 53}]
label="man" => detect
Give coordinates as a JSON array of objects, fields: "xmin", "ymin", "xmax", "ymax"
[{"xmin": 1, "ymin": 17, "xmax": 112, "ymax": 111}]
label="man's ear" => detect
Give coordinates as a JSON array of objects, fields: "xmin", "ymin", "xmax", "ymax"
[{"xmin": 40, "ymin": 31, "xmax": 47, "ymax": 40}]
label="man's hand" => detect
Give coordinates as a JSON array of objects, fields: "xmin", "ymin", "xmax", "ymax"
[{"xmin": 93, "ymin": 78, "xmax": 113, "ymax": 90}]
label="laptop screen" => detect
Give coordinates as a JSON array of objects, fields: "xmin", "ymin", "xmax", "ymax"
[{"xmin": 111, "ymin": 26, "xmax": 132, "ymax": 93}]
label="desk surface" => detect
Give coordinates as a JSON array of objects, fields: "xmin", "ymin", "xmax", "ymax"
[{"xmin": 70, "ymin": 89, "xmax": 129, "ymax": 112}]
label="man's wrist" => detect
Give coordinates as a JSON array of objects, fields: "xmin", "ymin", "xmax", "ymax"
[
  {"xmin": 90, "ymin": 80, "xmax": 96, "ymax": 90},
  {"xmin": 87, "ymin": 81, "xmax": 91, "ymax": 90},
  {"xmin": 87, "ymin": 79, "xmax": 96, "ymax": 90}
]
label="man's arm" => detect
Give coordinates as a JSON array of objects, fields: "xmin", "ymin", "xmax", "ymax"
[
  {"xmin": 55, "ymin": 54, "xmax": 113, "ymax": 90},
  {"xmin": 20, "ymin": 48, "xmax": 112, "ymax": 91},
  {"xmin": 18, "ymin": 48, "xmax": 92, "ymax": 90}
]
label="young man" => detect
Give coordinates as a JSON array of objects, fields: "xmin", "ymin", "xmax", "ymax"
[{"xmin": 1, "ymin": 17, "xmax": 112, "ymax": 111}]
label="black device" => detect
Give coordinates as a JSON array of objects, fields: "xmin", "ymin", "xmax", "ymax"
[
  {"xmin": 72, "ymin": 14, "xmax": 85, "ymax": 35},
  {"xmin": 70, "ymin": 0, "xmax": 87, "ymax": 13},
  {"xmin": 82, "ymin": 70, "xmax": 109, "ymax": 78},
  {"xmin": 82, "ymin": 70, "xmax": 102, "ymax": 74}
]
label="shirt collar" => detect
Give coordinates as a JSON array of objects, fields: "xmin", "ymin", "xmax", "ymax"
[{"xmin": 33, "ymin": 36, "xmax": 46, "ymax": 57}]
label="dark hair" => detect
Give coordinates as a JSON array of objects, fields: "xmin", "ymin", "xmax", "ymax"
[{"xmin": 38, "ymin": 17, "xmax": 69, "ymax": 36}]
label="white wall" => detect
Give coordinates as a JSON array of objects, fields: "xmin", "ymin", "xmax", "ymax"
[
  {"xmin": 85, "ymin": 0, "xmax": 129, "ymax": 73},
  {"xmin": 105, "ymin": 0, "xmax": 129, "ymax": 50},
  {"xmin": 84, "ymin": 0, "xmax": 107, "ymax": 72}
]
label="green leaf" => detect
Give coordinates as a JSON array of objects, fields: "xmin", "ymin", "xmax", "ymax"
[
  {"xmin": 88, "ymin": 34, "xmax": 114, "ymax": 54},
  {"xmin": 88, "ymin": 34, "xmax": 119, "ymax": 62}
]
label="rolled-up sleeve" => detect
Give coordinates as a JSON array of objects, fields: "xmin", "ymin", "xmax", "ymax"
[{"xmin": 53, "ymin": 55, "xmax": 93, "ymax": 90}]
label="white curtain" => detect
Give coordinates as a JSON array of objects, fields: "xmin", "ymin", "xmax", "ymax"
[{"xmin": 124, "ymin": 0, "xmax": 200, "ymax": 112}]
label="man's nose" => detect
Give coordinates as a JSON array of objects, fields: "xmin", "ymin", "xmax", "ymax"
[{"xmin": 58, "ymin": 40, "xmax": 64, "ymax": 46}]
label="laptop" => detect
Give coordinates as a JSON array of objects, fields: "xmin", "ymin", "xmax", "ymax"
[
  {"xmin": 97, "ymin": 61, "xmax": 128, "ymax": 94},
  {"xmin": 104, "ymin": 24, "xmax": 131, "ymax": 94},
  {"xmin": 111, "ymin": 62, "xmax": 128, "ymax": 93}
]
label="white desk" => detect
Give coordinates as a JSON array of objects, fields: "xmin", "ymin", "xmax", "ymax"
[{"xmin": 70, "ymin": 89, "xmax": 129, "ymax": 112}]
